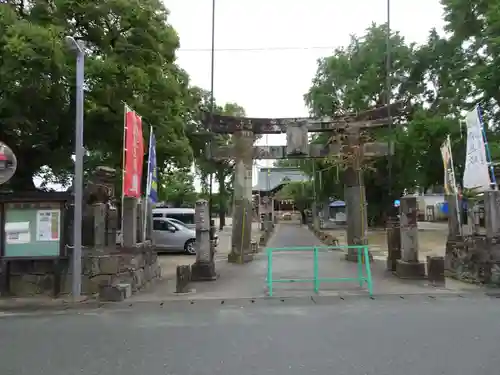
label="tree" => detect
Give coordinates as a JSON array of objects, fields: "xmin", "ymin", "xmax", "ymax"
[
  {"xmin": 276, "ymin": 181, "xmax": 313, "ymax": 224},
  {"xmin": 0, "ymin": 0, "xmax": 195, "ymax": 191},
  {"xmin": 158, "ymin": 167, "xmax": 197, "ymax": 207},
  {"xmin": 441, "ymin": 0, "xmax": 500, "ymax": 122},
  {"xmin": 187, "ymin": 92, "xmax": 247, "ymax": 229},
  {"xmin": 300, "ymin": 21, "xmax": 489, "ymax": 225}
]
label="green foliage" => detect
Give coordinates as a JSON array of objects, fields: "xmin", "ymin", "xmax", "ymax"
[
  {"xmin": 276, "ymin": 181, "xmax": 313, "ymax": 211},
  {"xmin": 188, "ymin": 97, "xmax": 247, "ymax": 227},
  {"xmin": 297, "ymin": 18, "xmax": 500, "ymax": 224},
  {"xmin": 158, "ymin": 168, "xmax": 197, "ymax": 207},
  {"xmin": 0, "ymin": 0, "xmax": 194, "ymax": 190}
]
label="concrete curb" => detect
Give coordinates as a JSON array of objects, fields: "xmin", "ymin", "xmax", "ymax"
[{"xmin": 0, "ymin": 290, "xmax": 493, "ymax": 313}]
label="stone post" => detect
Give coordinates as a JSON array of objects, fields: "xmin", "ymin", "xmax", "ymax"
[
  {"xmin": 92, "ymin": 202, "xmax": 106, "ymax": 247},
  {"xmin": 445, "ymin": 195, "xmax": 462, "ymax": 271},
  {"xmin": 122, "ymin": 197, "xmax": 137, "ymax": 247},
  {"xmin": 191, "ymin": 199, "xmax": 217, "ymax": 280},
  {"xmin": 386, "ymin": 215, "xmax": 401, "ymax": 271},
  {"xmin": 344, "ymin": 168, "xmax": 372, "ymax": 262},
  {"xmin": 472, "ymin": 203, "xmax": 481, "ymax": 235},
  {"xmin": 312, "ymin": 203, "xmax": 320, "ymax": 231},
  {"xmin": 484, "ymin": 190, "xmax": 500, "ymax": 239},
  {"xmin": 343, "ymin": 132, "xmax": 372, "ymax": 262},
  {"xmin": 228, "ymin": 129, "xmax": 254, "ymax": 263},
  {"xmin": 136, "ymin": 201, "xmax": 144, "ymax": 243},
  {"xmin": 395, "ymin": 196, "xmax": 425, "ymax": 278},
  {"xmin": 106, "ymin": 207, "xmax": 118, "ymax": 246},
  {"xmin": 262, "ymin": 196, "xmax": 273, "ymax": 233},
  {"xmin": 146, "ymin": 203, "xmax": 153, "ymax": 241}
]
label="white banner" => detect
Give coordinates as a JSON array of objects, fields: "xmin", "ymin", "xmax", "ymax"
[
  {"xmin": 440, "ymin": 136, "xmax": 457, "ymax": 195},
  {"xmin": 463, "ymin": 106, "xmax": 491, "ymax": 191}
]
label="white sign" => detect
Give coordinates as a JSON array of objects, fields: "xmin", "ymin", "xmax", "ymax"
[
  {"xmin": 5, "ymin": 222, "xmax": 30, "ymax": 244},
  {"xmin": 463, "ymin": 107, "xmax": 491, "ymax": 191},
  {"xmin": 36, "ymin": 210, "xmax": 61, "ymax": 242}
]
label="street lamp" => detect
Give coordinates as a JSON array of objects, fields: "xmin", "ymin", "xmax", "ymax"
[
  {"xmin": 385, "ymin": 0, "xmax": 396, "ymax": 216},
  {"xmin": 208, "ymin": 0, "xmax": 216, "ymax": 227},
  {"xmin": 64, "ymin": 36, "xmax": 85, "ymax": 299}
]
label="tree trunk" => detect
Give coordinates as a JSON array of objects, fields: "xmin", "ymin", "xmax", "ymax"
[{"xmin": 217, "ymin": 167, "xmax": 226, "ymax": 230}]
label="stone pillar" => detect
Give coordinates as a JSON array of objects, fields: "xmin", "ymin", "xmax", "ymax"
[
  {"xmin": 136, "ymin": 201, "xmax": 144, "ymax": 243},
  {"xmin": 106, "ymin": 207, "xmax": 118, "ymax": 246},
  {"xmin": 146, "ymin": 203, "xmax": 153, "ymax": 241},
  {"xmin": 386, "ymin": 215, "xmax": 401, "ymax": 271},
  {"xmin": 191, "ymin": 199, "xmax": 217, "ymax": 280},
  {"xmin": 92, "ymin": 203, "xmax": 106, "ymax": 247},
  {"xmin": 271, "ymin": 197, "xmax": 276, "ymax": 225},
  {"xmin": 472, "ymin": 204, "xmax": 481, "ymax": 235},
  {"xmin": 312, "ymin": 203, "xmax": 320, "ymax": 231},
  {"xmin": 445, "ymin": 195, "xmax": 462, "ymax": 271},
  {"xmin": 446, "ymin": 195, "xmax": 461, "ymax": 239},
  {"xmin": 122, "ymin": 197, "xmax": 137, "ymax": 247},
  {"xmin": 262, "ymin": 196, "xmax": 273, "ymax": 233},
  {"xmin": 395, "ymin": 196, "xmax": 425, "ymax": 279},
  {"xmin": 484, "ymin": 190, "xmax": 500, "ymax": 239},
  {"xmin": 228, "ymin": 130, "xmax": 254, "ymax": 263},
  {"xmin": 344, "ymin": 167, "xmax": 372, "ymax": 262}
]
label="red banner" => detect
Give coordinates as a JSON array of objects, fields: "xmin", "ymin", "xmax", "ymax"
[{"xmin": 123, "ymin": 110, "xmax": 144, "ymax": 197}]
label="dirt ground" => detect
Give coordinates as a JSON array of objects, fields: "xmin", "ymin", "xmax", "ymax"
[{"xmin": 323, "ymin": 222, "xmax": 448, "ymax": 261}]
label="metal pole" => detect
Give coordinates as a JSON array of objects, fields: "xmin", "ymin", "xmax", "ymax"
[
  {"xmin": 208, "ymin": 0, "xmax": 216, "ymax": 220},
  {"xmin": 385, "ymin": 0, "xmax": 394, "ymax": 215},
  {"xmin": 71, "ymin": 39, "xmax": 85, "ymax": 298},
  {"xmin": 447, "ymin": 135, "xmax": 462, "ymax": 236}
]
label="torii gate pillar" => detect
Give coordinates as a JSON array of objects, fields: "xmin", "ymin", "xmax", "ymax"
[{"xmin": 228, "ymin": 130, "xmax": 255, "ymax": 263}]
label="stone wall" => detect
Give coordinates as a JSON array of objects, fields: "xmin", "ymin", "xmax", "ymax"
[
  {"xmin": 446, "ymin": 235, "xmax": 500, "ymax": 286},
  {"xmin": 8, "ymin": 246, "xmax": 161, "ymax": 297}
]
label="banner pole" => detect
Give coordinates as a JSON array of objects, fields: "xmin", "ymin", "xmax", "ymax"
[
  {"xmin": 447, "ymin": 135, "xmax": 462, "ymax": 236},
  {"xmin": 121, "ymin": 104, "xmax": 129, "ymax": 247},
  {"xmin": 143, "ymin": 126, "xmax": 153, "ymax": 242}
]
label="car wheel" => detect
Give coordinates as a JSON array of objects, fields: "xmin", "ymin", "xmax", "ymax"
[{"xmin": 184, "ymin": 239, "xmax": 196, "ymax": 255}]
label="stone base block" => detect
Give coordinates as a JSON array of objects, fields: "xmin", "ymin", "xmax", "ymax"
[
  {"xmin": 251, "ymin": 241, "xmax": 258, "ymax": 253},
  {"xmin": 259, "ymin": 234, "xmax": 267, "ymax": 246},
  {"xmin": 345, "ymin": 249, "xmax": 373, "ymax": 263},
  {"xmin": 395, "ymin": 260, "xmax": 426, "ymax": 279},
  {"xmin": 99, "ymin": 283, "xmax": 132, "ymax": 302},
  {"xmin": 176, "ymin": 265, "xmax": 192, "ymax": 293},
  {"xmin": 228, "ymin": 252, "xmax": 254, "ymax": 264},
  {"xmin": 191, "ymin": 261, "xmax": 217, "ymax": 281},
  {"xmin": 386, "ymin": 257, "xmax": 399, "ymax": 272},
  {"xmin": 426, "ymin": 256, "xmax": 445, "ymax": 285}
]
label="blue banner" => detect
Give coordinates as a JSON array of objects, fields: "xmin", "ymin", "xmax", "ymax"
[{"xmin": 147, "ymin": 131, "xmax": 158, "ymax": 203}]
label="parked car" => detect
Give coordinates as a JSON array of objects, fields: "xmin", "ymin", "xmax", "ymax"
[
  {"xmin": 152, "ymin": 207, "xmax": 196, "ymax": 228},
  {"xmin": 166, "ymin": 217, "xmax": 219, "ymax": 247},
  {"xmin": 152, "ymin": 218, "xmax": 196, "ymax": 254},
  {"xmin": 153, "ymin": 207, "xmax": 219, "ymax": 247}
]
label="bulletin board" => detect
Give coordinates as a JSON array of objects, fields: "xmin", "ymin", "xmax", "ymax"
[{"xmin": 1, "ymin": 201, "xmax": 65, "ymax": 258}]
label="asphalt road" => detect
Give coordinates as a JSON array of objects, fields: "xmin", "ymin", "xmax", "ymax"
[{"xmin": 1, "ymin": 295, "xmax": 499, "ymax": 375}]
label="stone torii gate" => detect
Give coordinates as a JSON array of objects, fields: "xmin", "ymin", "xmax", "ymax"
[{"xmin": 202, "ymin": 102, "xmax": 407, "ymax": 263}]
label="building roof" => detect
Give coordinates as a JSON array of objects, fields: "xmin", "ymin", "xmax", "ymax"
[{"xmin": 252, "ymin": 167, "xmax": 309, "ymax": 192}]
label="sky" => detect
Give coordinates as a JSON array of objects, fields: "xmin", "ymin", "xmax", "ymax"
[
  {"xmin": 35, "ymin": 0, "xmax": 446, "ymax": 192},
  {"xmin": 166, "ymin": 0, "xmax": 445, "ymax": 190}
]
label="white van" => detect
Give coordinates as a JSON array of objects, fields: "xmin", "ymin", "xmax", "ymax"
[
  {"xmin": 152, "ymin": 208, "xmax": 196, "ymax": 229},
  {"xmin": 152, "ymin": 207, "xmax": 219, "ymax": 246}
]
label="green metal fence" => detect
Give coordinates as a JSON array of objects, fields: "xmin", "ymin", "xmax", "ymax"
[{"xmin": 266, "ymin": 245, "xmax": 373, "ymax": 297}]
